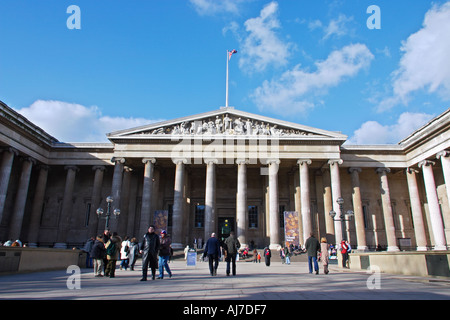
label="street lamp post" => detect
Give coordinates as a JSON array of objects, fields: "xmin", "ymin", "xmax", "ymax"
[
  {"xmin": 329, "ymin": 197, "xmax": 354, "ymax": 242},
  {"xmin": 96, "ymin": 196, "xmax": 120, "ymax": 230}
]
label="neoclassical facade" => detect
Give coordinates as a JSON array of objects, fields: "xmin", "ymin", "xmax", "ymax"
[{"xmin": 0, "ymin": 101, "xmax": 449, "ymax": 251}]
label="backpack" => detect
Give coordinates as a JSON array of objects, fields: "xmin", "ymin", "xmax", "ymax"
[{"xmin": 106, "ymin": 242, "xmax": 116, "ymax": 256}]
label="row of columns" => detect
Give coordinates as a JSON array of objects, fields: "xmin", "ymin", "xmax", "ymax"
[{"xmin": 0, "ymin": 147, "xmax": 448, "ymax": 250}]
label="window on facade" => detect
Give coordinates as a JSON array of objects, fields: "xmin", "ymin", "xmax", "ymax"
[
  {"xmin": 279, "ymin": 205, "xmax": 285, "ymax": 228},
  {"xmin": 248, "ymin": 205, "xmax": 258, "ymax": 229},
  {"xmin": 168, "ymin": 204, "xmax": 173, "ymax": 227},
  {"xmin": 85, "ymin": 203, "xmax": 91, "ymax": 227},
  {"xmin": 194, "ymin": 205, "xmax": 205, "ymax": 228},
  {"xmin": 362, "ymin": 204, "xmax": 369, "ymax": 229}
]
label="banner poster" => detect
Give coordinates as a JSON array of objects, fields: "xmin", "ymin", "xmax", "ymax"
[
  {"xmin": 283, "ymin": 211, "xmax": 300, "ymax": 247},
  {"xmin": 153, "ymin": 210, "xmax": 168, "ymax": 234}
]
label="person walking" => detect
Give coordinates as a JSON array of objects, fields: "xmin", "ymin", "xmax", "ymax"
[
  {"xmin": 139, "ymin": 225, "xmax": 160, "ymax": 281},
  {"xmin": 224, "ymin": 231, "xmax": 240, "ymax": 276},
  {"xmin": 157, "ymin": 230, "xmax": 173, "ymax": 279},
  {"xmin": 128, "ymin": 237, "xmax": 139, "ymax": 271},
  {"xmin": 320, "ymin": 237, "xmax": 330, "ymax": 274},
  {"xmin": 203, "ymin": 233, "xmax": 221, "ymax": 276},
  {"xmin": 263, "ymin": 247, "xmax": 271, "ymax": 266},
  {"xmin": 90, "ymin": 235, "xmax": 106, "ymax": 277},
  {"xmin": 305, "ymin": 232, "xmax": 321, "ymax": 274},
  {"xmin": 105, "ymin": 232, "xmax": 122, "ymax": 278},
  {"xmin": 120, "ymin": 236, "xmax": 131, "ymax": 270},
  {"xmin": 340, "ymin": 239, "xmax": 349, "ymax": 268}
]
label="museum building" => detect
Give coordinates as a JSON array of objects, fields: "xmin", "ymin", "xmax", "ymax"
[{"xmin": 0, "ymin": 100, "xmax": 449, "ymax": 251}]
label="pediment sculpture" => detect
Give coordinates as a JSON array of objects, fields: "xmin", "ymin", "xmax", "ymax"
[{"xmin": 144, "ymin": 114, "xmax": 314, "ymax": 137}]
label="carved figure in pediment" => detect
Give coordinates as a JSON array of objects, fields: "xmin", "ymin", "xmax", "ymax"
[
  {"xmin": 151, "ymin": 127, "xmax": 166, "ymax": 135},
  {"xmin": 234, "ymin": 117, "xmax": 244, "ymax": 134},
  {"xmin": 245, "ymin": 119, "xmax": 252, "ymax": 135},
  {"xmin": 224, "ymin": 114, "xmax": 231, "ymax": 131},
  {"xmin": 215, "ymin": 116, "xmax": 223, "ymax": 133}
]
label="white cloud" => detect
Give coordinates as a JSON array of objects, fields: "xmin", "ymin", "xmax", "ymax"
[
  {"xmin": 238, "ymin": 2, "xmax": 293, "ymax": 73},
  {"xmin": 347, "ymin": 112, "xmax": 434, "ymax": 145},
  {"xmin": 377, "ymin": 2, "xmax": 450, "ymax": 111},
  {"xmin": 189, "ymin": 0, "xmax": 245, "ymax": 16},
  {"xmin": 309, "ymin": 14, "xmax": 355, "ymax": 40},
  {"xmin": 14, "ymin": 100, "xmax": 160, "ymax": 143},
  {"xmin": 251, "ymin": 43, "xmax": 374, "ymax": 114}
]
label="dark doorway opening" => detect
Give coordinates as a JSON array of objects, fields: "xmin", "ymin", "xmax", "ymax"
[{"xmin": 218, "ymin": 217, "xmax": 235, "ymax": 243}]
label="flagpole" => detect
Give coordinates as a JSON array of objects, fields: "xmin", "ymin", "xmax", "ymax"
[{"xmin": 226, "ymin": 50, "xmax": 229, "ymax": 108}]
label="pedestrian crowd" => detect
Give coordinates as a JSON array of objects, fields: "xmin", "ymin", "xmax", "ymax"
[{"xmin": 78, "ymin": 229, "xmax": 353, "ymax": 280}]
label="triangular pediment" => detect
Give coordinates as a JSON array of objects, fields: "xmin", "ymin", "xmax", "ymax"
[{"xmin": 107, "ymin": 107, "xmax": 347, "ymax": 142}]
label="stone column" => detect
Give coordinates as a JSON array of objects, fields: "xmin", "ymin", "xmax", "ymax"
[
  {"xmin": 376, "ymin": 167, "xmax": 399, "ymax": 251},
  {"xmin": 293, "ymin": 169, "xmax": 303, "ymax": 243},
  {"xmin": 109, "ymin": 157, "xmax": 125, "ymax": 232},
  {"xmin": 348, "ymin": 168, "xmax": 368, "ymax": 251},
  {"xmin": 8, "ymin": 157, "xmax": 35, "ymax": 241},
  {"xmin": 322, "ymin": 169, "xmax": 335, "ymax": 243},
  {"xmin": 328, "ymin": 159, "xmax": 343, "ymax": 245},
  {"xmin": 406, "ymin": 168, "xmax": 428, "ymax": 251},
  {"xmin": 267, "ymin": 159, "xmax": 280, "ymax": 249},
  {"xmin": 204, "ymin": 158, "xmax": 218, "ymax": 240},
  {"xmin": 139, "ymin": 158, "xmax": 156, "ymax": 237},
  {"xmin": 117, "ymin": 166, "xmax": 133, "ymax": 236},
  {"xmin": 298, "ymin": 159, "xmax": 312, "ymax": 243},
  {"xmin": 418, "ymin": 160, "xmax": 448, "ymax": 250},
  {"xmin": 0, "ymin": 147, "xmax": 18, "ymax": 223},
  {"xmin": 172, "ymin": 158, "xmax": 187, "ymax": 249},
  {"xmin": 236, "ymin": 159, "xmax": 247, "ymax": 248},
  {"xmin": 27, "ymin": 165, "xmax": 49, "ymax": 247},
  {"xmin": 55, "ymin": 165, "xmax": 79, "ymax": 248},
  {"xmin": 87, "ymin": 166, "xmax": 106, "ymax": 237},
  {"xmin": 436, "ymin": 150, "xmax": 450, "ymax": 205}
]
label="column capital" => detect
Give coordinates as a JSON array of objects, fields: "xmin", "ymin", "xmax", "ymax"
[
  {"xmin": 436, "ymin": 150, "xmax": 450, "ymax": 159},
  {"xmin": 418, "ymin": 160, "xmax": 435, "ymax": 168},
  {"xmin": 111, "ymin": 157, "xmax": 126, "ymax": 164},
  {"xmin": 375, "ymin": 167, "xmax": 391, "ymax": 174},
  {"xmin": 92, "ymin": 165, "xmax": 106, "ymax": 172},
  {"xmin": 297, "ymin": 159, "xmax": 312, "ymax": 166},
  {"xmin": 172, "ymin": 158, "xmax": 188, "ymax": 165},
  {"xmin": 348, "ymin": 167, "xmax": 362, "ymax": 174},
  {"xmin": 236, "ymin": 159, "xmax": 248, "ymax": 165},
  {"xmin": 37, "ymin": 164, "xmax": 50, "ymax": 171},
  {"xmin": 328, "ymin": 159, "xmax": 343, "ymax": 166},
  {"xmin": 262, "ymin": 159, "xmax": 280, "ymax": 165},
  {"xmin": 205, "ymin": 158, "xmax": 219, "ymax": 165},
  {"xmin": 406, "ymin": 167, "xmax": 419, "ymax": 174},
  {"xmin": 20, "ymin": 156, "xmax": 36, "ymax": 165},
  {"xmin": 64, "ymin": 165, "xmax": 79, "ymax": 172},
  {"xmin": 1, "ymin": 147, "xmax": 19, "ymax": 156},
  {"xmin": 142, "ymin": 158, "xmax": 156, "ymax": 164}
]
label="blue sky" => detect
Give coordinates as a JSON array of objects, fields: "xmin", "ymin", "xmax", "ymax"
[{"xmin": 1, "ymin": 0, "xmax": 449, "ymax": 143}]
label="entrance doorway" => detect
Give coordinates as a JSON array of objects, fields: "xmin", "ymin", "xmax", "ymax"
[{"xmin": 218, "ymin": 217, "xmax": 235, "ymax": 242}]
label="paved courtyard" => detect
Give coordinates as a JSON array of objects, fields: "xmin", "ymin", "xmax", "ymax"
[{"xmin": 0, "ymin": 257, "xmax": 449, "ymax": 301}]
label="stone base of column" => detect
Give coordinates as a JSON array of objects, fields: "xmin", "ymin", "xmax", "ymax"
[
  {"xmin": 416, "ymin": 246, "xmax": 428, "ymax": 251},
  {"xmin": 387, "ymin": 246, "xmax": 400, "ymax": 252},
  {"xmin": 171, "ymin": 243, "xmax": 184, "ymax": 249},
  {"xmin": 269, "ymin": 243, "xmax": 280, "ymax": 250},
  {"xmin": 433, "ymin": 245, "xmax": 448, "ymax": 251},
  {"xmin": 53, "ymin": 242, "xmax": 67, "ymax": 249},
  {"xmin": 239, "ymin": 243, "xmax": 248, "ymax": 250},
  {"xmin": 356, "ymin": 246, "xmax": 369, "ymax": 252}
]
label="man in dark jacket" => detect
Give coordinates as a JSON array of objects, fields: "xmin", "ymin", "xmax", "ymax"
[
  {"xmin": 90, "ymin": 235, "xmax": 106, "ymax": 277},
  {"xmin": 224, "ymin": 231, "xmax": 240, "ymax": 276},
  {"xmin": 203, "ymin": 233, "xmax": 221, "ymax": 276},
  {"xmin": 157, "ymin": 230, "xmax": 172, "ymax": 279},
  {"xmin": 139, "ymin": 225, "xmax": 160, "ymax": 281},
  {"xmin": 305, "ymin": 232, "xmax": 321, "ymax": 274}
]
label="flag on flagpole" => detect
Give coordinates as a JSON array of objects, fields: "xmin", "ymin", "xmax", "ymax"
[{"xmin": 228, "ymin": 49, "xmax": 238, "ymax": 61}]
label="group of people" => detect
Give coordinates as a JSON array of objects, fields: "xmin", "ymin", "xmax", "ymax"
[
  {"xmin": 0, "ymin": 239, "xmax": 24, "ymax": 247},
  {"xmin": 203, "ymin": 231, "xmax": 241, "ymax": 276},
  {"xmin": 86, "ymin": 225, "xmax": 173, "ymax": 281},
  {"xmin": 304, "ymin": 233, "xmax": 352, "ymax": 274}
]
